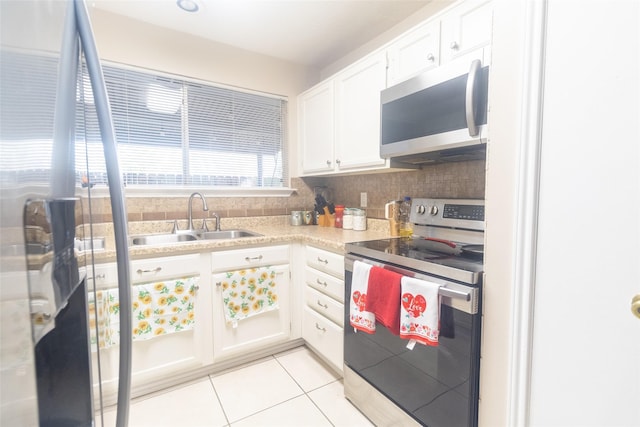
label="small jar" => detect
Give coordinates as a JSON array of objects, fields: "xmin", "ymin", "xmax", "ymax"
[
  {"xmin": 334, "ymin": 205, "xmax": 345, "ymax": 228},
  {"xmin": 342, "ymin": 208, "xmax": 353, "ymax": 230},
  {"xmin": 352, "ymin": 209, "xmax": 367, "ymax": 231}
]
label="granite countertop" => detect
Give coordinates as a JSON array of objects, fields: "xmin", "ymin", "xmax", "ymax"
[{"xmin": 83, "ymin": 216, "xmax": 391, "ymax": 264}]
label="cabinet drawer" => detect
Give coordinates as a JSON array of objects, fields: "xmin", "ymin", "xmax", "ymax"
[
  {"xmin": 82, "ymin": 263, "xmax": 117, "ymax": 290},
  {"xmin": 302, "ymin": 306, "xmax": 343, "ymax": 373},
  {"xmin": 305, "ymin": 267, "xmax": 344, "ymax": 303},
  {"xmin": 211, "ymin": 245, "xmax": 289, "ymax": 272},
  {"xmin": 305, "ymin": 286, "xmax": 344, "ymax": 327},
  {"xmin": 131, "ymin": 254, "xmax": 200, "ymax": 284},
  {"xmin": 306, "ymin": 246, "xmax": 344, "ymax": 279}
]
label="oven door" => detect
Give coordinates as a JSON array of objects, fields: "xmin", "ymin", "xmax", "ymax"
[{"xmin": 343, "ymin": 254, "xmax": 482, "ymax": 427}]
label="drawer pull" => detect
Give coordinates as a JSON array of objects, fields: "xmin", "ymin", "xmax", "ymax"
[
  {"xmin": 315, "ymin": 323, "xmax": 327, "ymax": 332},
  {"xmin": 316, "ymin": 300, "xmax": 328, "ymax": 309},
  {"xmin": 136, "ymin": 267, "xmax": 162, "ymax": 275},
  {"xmin": 245, "ymin": 255, "xmax": 264, "ymax": 262},
  {"xmin": 216, "ymin": 282, "xmax": 222, "ymax": 287},
  {"xmin": 87, "ymin": 273, "xmax": 106, "ymax": 281},
  {"xmin": 316, "ymin": 279, "xmax": 328, "ymax": 287},
  {"xmin": 316, "ymin": 257, "xmax": 329, "ymax": 265}
]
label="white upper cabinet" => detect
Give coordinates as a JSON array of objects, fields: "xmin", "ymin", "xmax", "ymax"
[
  {"xmin": 387, "ymin": 20, "xmax": 441, "ymax": 86},
  {"xmin": 334, "ymin": 51, "xmax": 388, "ymax": 172},
  {"xmin": 299, "ymin": 51, "xmax": 389, "ymax": 176},
  {"xmin": 297, "ymin": 0, "xmax": 493, "ymax": 177},
  {"xmin": 299, "ymin": 80, "xmax": 335, "ymax": 174},
  {"xmin": 387, "ymin": 0, "xmax": 493, "ymax": 87},
  {"xmin": 440, "ymin": 0, "xmax": 493, "ymax": 64}
]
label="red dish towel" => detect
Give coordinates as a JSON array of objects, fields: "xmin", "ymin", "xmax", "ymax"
[
  {"xmin": 365, "ymin": 266, "xmax": 402, "ymax": 335},
  {"xmin": 399, "ymin": 276, "xmax": 441, "ymax": 347},
  {"xmin": 349, "ymin": 261, "xmax": 375, "ymax": 333}
]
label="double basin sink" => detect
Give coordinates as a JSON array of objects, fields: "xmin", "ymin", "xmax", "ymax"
[{"xmin": 131, "ymin": 229, "xmax": 262, "ymax": 246}]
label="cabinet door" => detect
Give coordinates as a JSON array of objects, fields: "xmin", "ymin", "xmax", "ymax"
[
  {"xmin": 212, "ymin": 264, "xmax": 290, "ymax": 361},
  {"xmin": 440, "ymin": 0, "xmax": 493, "ymax": 64},
  {"xmin": 299, "ymin": 80, "xmax": 335, "ymax": 174},
  {"xmin": 89, "ymin": 255, "xmax": 213, "ymax": 402},
  {"xmin": 387, "ymin": 20, "xmax": 441, "ymax": 86},
  {"xmin": 334, "ymin": 51, "xmax": 388, "ymax": 171}
]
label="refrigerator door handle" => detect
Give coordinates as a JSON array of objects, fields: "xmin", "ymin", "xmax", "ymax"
[{"xmin": 74, "ymin": 1, "xmax": 132, "ymax": 426}]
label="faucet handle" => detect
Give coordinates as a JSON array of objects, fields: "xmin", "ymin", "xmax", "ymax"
[
  {"xmin": 201, "ymin": 219, "xmax": 209, "ymax": 232},
  {"xmin": 169, "ymin": 219, "xmax": 179, "ymax": 234}
]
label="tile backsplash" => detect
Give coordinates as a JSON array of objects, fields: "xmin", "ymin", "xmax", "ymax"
[{"xmin": 87, "ymin": 160, "xmax": 485, "ymax": 222}]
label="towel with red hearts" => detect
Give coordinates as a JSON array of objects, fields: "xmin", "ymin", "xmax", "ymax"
[{"xmin": 399, "ymin": 276, "xmax": 441, "ymax": 347}]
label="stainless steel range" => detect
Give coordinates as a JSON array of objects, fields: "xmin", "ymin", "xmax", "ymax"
[{"xmin": 344, "ymin": 198, "xmax": 484, "ymax": 427}]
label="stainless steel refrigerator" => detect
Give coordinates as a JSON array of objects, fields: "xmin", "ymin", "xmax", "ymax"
[{"xmin": 1, "ymin": 0, "xmax": 132, "ymax": 425}]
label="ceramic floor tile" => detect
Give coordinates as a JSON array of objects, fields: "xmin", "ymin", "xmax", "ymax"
[
  {"xmin": 308, "ymin": 380, "xmax": 374, "ymax": 427},
  {"xmin": 275, "ymin": 346, "xmax": 340, "ymax": 392},
  {"xmin": 230, "ymin": 395, "xmax": 331, "ymax": 427},
  {"xmin": 97, "ymin": 378, "xmax": 227, "ymax": 427},
  {"xmin": 211, "ymin": 357, "xmax": 303, "ymax": 423}
]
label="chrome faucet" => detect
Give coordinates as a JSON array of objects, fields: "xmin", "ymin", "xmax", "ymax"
[
  {"xmin": 187, "ymin": 192, "xmax": 209, "ymax": 231},
  {"xmin": 211, "ymin": 212, "xmax": 221, "ymax": 232}
]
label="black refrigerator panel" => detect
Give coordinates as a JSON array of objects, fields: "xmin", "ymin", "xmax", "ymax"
[{"xmin": 35, "ymin": 279, "xmax": 93, "ymax": 427}]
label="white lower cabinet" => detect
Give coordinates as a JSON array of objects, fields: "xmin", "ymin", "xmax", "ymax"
[
  {"xmin": 301, "ymin": 246, "xmax": 345, "ymax": 373},
  {"xmin": 211, "ymin": 245, "xmax": 291, "ymax": 361},
  {"xmin": 88, "ymin": 253, "xmax": 212, "ymax": 401}
]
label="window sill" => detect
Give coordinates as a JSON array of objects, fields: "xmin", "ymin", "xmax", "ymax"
[{"xmin": 82, "ymin": 186, "xmax": 297, "ymax": 198}]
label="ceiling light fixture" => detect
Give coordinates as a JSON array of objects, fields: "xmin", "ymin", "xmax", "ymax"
[{"xmin": 176, "ymin": 0, "xmax": 199, "ymax": 13}]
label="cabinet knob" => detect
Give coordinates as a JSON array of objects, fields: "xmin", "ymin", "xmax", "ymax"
[
  {"xmin": 632, "ymin": 294, "xmax": 640, "ymax": 319},
  {"xmin": 450, "ymin": 41, "xmax": 459, "ymax": 50},
  {"xmin": 427, "ymin": 53, "xmax": 435, "ymax": 62},
  {"xmin": 336, "ymin": 159, "xmax": 341, "ymax": 165},
  {"xmin": 326, "ymin": 160, "xmax": 331, "ymax": 166}
]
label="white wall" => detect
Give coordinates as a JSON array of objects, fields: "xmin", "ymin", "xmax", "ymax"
[{"xmin": 87, "ymin": 8, "xmax": 317, "ymax": 180}]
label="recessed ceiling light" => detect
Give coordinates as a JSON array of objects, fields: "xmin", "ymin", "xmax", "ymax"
[{"xmin": 176, "ymin": 0, "xmax": 199, "ymax": 13}]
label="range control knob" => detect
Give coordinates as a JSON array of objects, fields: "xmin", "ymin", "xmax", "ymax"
[
  {"xmin": 429, "ymin": 205, "xmax": 439, "ymax": 216},
  {"xmin": 416, "ymin": 204, "xmax": 426, "ymax": 215}
]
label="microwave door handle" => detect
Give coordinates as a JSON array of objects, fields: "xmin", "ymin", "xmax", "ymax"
[{"xmin": 465, "ymin": 59, "xmax": 482, "ymax": 137}]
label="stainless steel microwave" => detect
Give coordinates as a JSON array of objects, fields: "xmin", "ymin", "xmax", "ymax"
[{"xmin": 380, "ymin": 59, "xmax": 489, "ymax": 164}]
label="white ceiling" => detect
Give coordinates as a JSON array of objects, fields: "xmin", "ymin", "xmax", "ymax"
[{"xmin": 89, "ymin": 0, "xmax": 433, "ymax": 69}]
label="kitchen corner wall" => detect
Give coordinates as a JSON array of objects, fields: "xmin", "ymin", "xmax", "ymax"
[
  {"xmin": 88, "ymin": 160, "xmax": 485, "ymax": 224},
  {"xmin": 318, "ymin": 160, "xmax": 486, "ymax": 219}
]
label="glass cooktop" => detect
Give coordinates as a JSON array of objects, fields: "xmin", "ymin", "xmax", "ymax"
[{"xmin": 346, "ymin": 237, "xmax": 484, "ymax": 285}]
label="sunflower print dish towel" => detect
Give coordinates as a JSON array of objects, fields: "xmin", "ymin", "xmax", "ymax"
[
  {"xmin": 219, "ymin": 266, "xmax": 279, "ymax": 327},
  {"xmin": 88, "ymin": 276, "xmax": 199, "ymax": 349}
]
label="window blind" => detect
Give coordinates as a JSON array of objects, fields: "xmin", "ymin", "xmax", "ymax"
[{"xmin": 78, "ymin": 62, "xmax": 288, "ymax": 188}]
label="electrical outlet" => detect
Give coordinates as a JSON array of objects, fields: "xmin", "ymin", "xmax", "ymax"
[{"xmin": 360, "ymin": 192, "xmax": 367, "ymax": 208}]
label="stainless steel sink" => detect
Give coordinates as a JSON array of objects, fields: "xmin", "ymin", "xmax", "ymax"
[
  {"xmin": 131, "ymin": 233, "xmax": 198, "ymax": 246},
  {"xmin": 130, "ymin": 229, "xmax": 262, "ymax": 246},
  {"xmin": 197, "ymin": 229, "xmax": 262, "ymax": 240}
]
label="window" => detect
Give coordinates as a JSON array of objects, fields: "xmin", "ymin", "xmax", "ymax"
[{"xmin": 78, "ymin": 63, "xmax": 288, "ymax": 189}]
